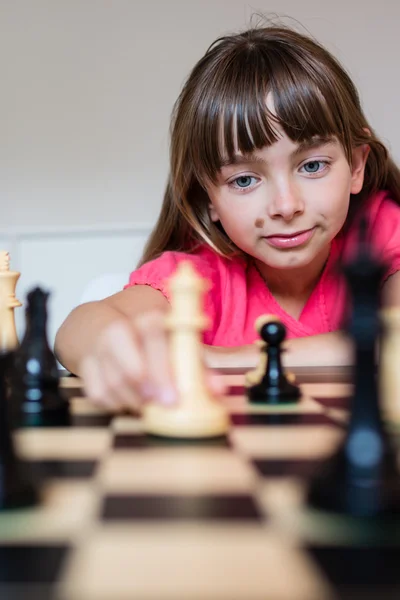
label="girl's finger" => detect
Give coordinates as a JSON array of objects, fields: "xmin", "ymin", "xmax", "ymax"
[
  {"xmin": 101, "ymin": 359, "xmax": 141, "ymax": 412},
  {"xmin": 99, "ymin": 320, "xmax": 145, "ymax": 384},
  {"xmin": 80, "ymin": 356, "xmax": 116, "ymax": 410},
  {"xmin": 134, "ymin": 311, "xmax": 177, "ymax": 406}
]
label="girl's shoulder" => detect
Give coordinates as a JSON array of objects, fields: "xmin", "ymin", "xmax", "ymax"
[
  {"xmin": 363, "ymin": 189, "xmax": 400, "ymax": 227},
  {"xmin": 336, "ymin": 190, "xmax": 400, "ymax": 278},
  {"xmin": 345, "ymin": 189, "xmax": 400, "ymax": 241}
]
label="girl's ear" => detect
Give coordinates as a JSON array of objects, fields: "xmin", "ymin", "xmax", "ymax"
[
  {"xmin": 209, "ymin": 202, "xmax": 220, "ymax": 222},
  {"xmin": 350, "ymin": 143, "xmax": 370, "ymax": 195}
]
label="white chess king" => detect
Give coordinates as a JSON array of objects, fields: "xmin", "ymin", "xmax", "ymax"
[
  {"xmin": 143, "ymin": 261, "xmax": 229, "ymax": 438},
  {"xmin": 0, "ymin": 251, "xmax": 22, "ymax": 351}
]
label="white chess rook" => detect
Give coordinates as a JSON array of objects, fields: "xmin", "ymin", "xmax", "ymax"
[
  {"xmin": 143, "ymin": 261, "xmax": 229, "ymax": 438},
  {"xmin": 0, "ymin": 251, "xmax": 22, "ymax": 351}
]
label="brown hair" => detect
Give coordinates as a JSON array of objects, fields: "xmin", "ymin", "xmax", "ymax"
[{"xmin": 139, "ymin": 24, "xmax": 400, "ymax": 266}]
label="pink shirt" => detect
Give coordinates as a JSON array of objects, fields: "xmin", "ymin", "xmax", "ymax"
[{"xmin": 126, "ymin": 191, "xmax": 400, "ymax": 345}]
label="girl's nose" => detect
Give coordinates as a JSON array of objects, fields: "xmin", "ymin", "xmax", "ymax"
[{"xmin": 267, "ymin": 185, "xmax": 305, "ymax": 222}]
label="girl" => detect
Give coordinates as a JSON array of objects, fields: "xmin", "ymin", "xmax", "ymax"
[{"xmin": 55, "ymin": 24, "xmax": 400, "ymax": 411}]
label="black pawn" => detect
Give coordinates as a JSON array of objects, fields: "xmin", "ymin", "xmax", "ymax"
[
  {"xmin": 0, "ymin": 352, "xmax": 37, "ymax": 509},
  {"xmin": 307, "ymin": 218, "xmax": 400, "ymax": 517},
  {"xmin": 247, "ymin": 320, "xmax": 301, "ymax": 404},
  {"xmin": 10, "ymin": 287, "xmax": 69, "ymax": 427}
]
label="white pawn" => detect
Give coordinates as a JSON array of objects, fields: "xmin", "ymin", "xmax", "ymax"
[
  {"xmin": 142, "ymin": 262, "xmax": 229, "ymax": 438},
  {"xmin": 0, "ymin": 251, "xmax": 22, "ymax": 351}
]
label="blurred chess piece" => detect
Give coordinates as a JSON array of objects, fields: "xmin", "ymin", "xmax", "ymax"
[
  {"xmin": 380, "ymin": 307, "xmax": 400, "ymax": 426},
  {"xmin": 143, "ymin": 262, "xmax": 229, "ymax": 438},
  {"xmin": 0, "ymin": 351, "xmax": 38, "ymax": 509},
  {"xmin": 10, "ymin": 287, "xmax": 70, "ymax": 427},
  {"xmin": 307, "ymin": 216, "xmax": 400, "ymax": 517},
  {"xmin": 0, "ymin": 251, "xmax": 22, "ymax": 352}
]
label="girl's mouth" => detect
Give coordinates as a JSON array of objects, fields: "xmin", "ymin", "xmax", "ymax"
[{"xmin": 264, "ymin": 227, "xmax": 316, "ymax": 249}]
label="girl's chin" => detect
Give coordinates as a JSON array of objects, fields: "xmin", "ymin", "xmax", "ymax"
[{"xmin": 256, "ymin": 248, "xmax": 315, "ymax": 266}]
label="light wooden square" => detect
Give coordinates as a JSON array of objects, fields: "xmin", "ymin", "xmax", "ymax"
[
  {"xmin": 14, "ymin": 429, "xmax": 110, "ymax": 460},
  {"xmin": 98, "ymin": 448, "xmax": 257, "ymax": 494},
  {"xmin": 231, "ymin": 426, "xmax": 344, "ymax": 459},
  {"xmin": 60, "ymin": 524, "xmax": 333, "ymax": 600}
]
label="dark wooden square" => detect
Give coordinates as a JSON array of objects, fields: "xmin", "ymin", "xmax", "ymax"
[
  {"xmin": 113, "ymin": 433, "xmax": 230, "ymax": 449},
  {"xmin": 313, "ymin": 396, "xmax": 351, "ymax": 410},
  {"xmin": 306, "ymin": 545, "xmax": 400, "ymax": 599},
  {"xmin": 252, "ymin": 458, "xmax": 324, "ymax": 479},
  {"xmin": 231, "ymin": 413, "xmax": 341, "ymax": 426},
  {"xmin": 71, "ymin": 414, "xmax": 114, "ymax": 427},
  {"xmin": 0, "ymin": 545, "xmax": 68, "ymax": 583},
  {"xmin": 101, "ymin": 494, "xmax": 263, "ymax": 521},
  {"xmin": 24, "ymin": 459, "xmax": 97, "ymax": 479}
]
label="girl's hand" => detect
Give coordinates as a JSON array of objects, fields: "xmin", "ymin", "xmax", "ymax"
[
  {"xmin": 79, "ymin": 312, "xmax": 225, "ymax": 412},
  {"xmin": 80, "ymin": 312, "xmax": 176, "ymax": 412}
]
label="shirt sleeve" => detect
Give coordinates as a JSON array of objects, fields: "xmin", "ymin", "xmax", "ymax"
[
  {"xmin": 124, "ymin": 251, "xmax": 183, "ymax": 301},
  {"xmin": 124, "ymin": 248, "xmax": 223, "ymax": 342}
]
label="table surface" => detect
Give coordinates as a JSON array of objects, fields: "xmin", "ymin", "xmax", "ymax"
[{"xmin": 1, "ymin": 366, "xmax": 400, "ymax": 600}]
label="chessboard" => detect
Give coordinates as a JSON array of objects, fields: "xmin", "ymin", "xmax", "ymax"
[{"xmin": 1, "ymin": 366, "xmax": 400, "ymax": 600}]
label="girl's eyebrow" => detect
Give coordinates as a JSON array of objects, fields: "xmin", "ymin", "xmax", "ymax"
[
  {"xmin": 220, "ymin": 154, "xmax": 266, "ymax": 168},
  {"xmin": 293, "ymin": 135, "xmax": 337, "ymax": 157},
  {"xmin": 220, "ymin": 135, "xmax": 337, "ymax": 168}
]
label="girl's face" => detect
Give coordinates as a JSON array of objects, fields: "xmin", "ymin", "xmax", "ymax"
[{"xmin": 207, "ymin": 121, "xmax": 369, "ymax": 275}]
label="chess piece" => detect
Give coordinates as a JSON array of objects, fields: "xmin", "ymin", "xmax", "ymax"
[
  {"xmin": 10, "ymin": 287, "xmax": 70, "ymax": 427},
  {"xmin": 0, "ymin": 251, "xmax": 22, "ymax": 352},
  {"xmin": 245, "ymin": 315, "xmax": 277, "ymax": 386},
  {"xmin": 0, "ymin": 351, "xmax": 38, "ymax": 509},
  {"xmin": 380, "ymin": 307, "xmax": 400, "ymax": 425},
  {"xmin": 247, "ymin": 317, "xmax": 301, "ymax": 404},
  {"xmin": 307, "ymin": 218, "xmax": 400, "ymax": 517},
  {"xmin": 143, "ymin": 262, "xmax": 229, "ymax": 438}
]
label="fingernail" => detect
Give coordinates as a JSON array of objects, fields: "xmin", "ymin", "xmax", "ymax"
[{"xmin": 159, "ymin": 387, "xmax": 177, "ymax": 405}]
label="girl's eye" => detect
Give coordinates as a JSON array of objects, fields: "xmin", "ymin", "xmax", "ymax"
[
  {"xmin": 301, "ymin": 160, "xmax": 328, "ymax": 174},
  {"xmin": 230, "ymin": 175, "xmax": 258, "ymax": 189}
]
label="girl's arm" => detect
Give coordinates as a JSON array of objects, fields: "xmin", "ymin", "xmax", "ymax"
[
  {"xmin": 55, "ymin": 285, "xmax": 169, "ymax": 376},
  {"xmin": 54, "ymin": 286, "xmax": 178, "ymax": 411},
  {"xmin": 205, "ymin": 331, "xmax": 353, "ymax": 370}
]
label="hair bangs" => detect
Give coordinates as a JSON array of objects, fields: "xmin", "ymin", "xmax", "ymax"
[
  {"xmin": 268, "ymin": 51, "xmax": 352, "ymax": 154},
  {"xmin": 188, "ymin": 43, "xmax": 353, "ymax": 188},
  {"xmin": 189, "ymin": 56, "xmax": 279, "ymax": 186}
]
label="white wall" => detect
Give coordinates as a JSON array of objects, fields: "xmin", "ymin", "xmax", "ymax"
[
  {"xmin": 3, "ymin": 226, "xmax": 151, "ymax": 346},
  {"xmin": 1, "ymin": 0, "xmax": 400, "ymax": 345}
]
